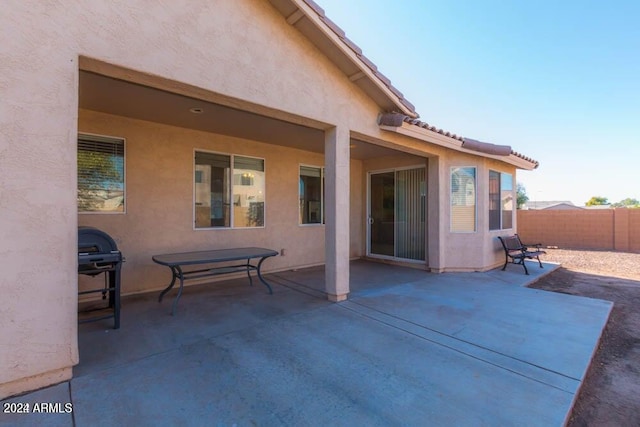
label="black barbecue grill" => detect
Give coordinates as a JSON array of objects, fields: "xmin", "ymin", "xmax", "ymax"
[{"xmin": 78, "ymin": 226, "xmax": 122, "ymax": 329}]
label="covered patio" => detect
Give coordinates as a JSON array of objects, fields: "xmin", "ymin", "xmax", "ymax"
[{"xmin": 2, "ymin": 261, "xmax": 611, "ymax": 426}]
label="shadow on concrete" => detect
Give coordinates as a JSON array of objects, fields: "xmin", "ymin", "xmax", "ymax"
[{"xmin": 1, "ymin": 260, "xmax": 611, "ymax": 426}]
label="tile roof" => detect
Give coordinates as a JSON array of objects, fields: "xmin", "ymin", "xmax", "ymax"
[
  {"xmin": 380, "ymin": 113, "xmax": 539, "ymax": 168},
  {"xmin": 510, "ymin": 149, "xmax": 539, "ymax": 168}
]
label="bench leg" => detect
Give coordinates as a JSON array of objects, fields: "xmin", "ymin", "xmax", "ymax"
[
  {"xmin": 536, "ymin": 256, "xmax": 544, "ymax": 268},
  {"xmin": 511, "ymin": 256, "xmax": 529, "ymax": 275}
]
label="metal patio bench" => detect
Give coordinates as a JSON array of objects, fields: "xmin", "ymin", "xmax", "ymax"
[{"xmin": 498, "ymin": 234, "xmax": 546, "ymax": 275}]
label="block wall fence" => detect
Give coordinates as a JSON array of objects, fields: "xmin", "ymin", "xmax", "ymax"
[{"xmin": 517, "ymin": 208, "xmax": 640, "ymax": 253}]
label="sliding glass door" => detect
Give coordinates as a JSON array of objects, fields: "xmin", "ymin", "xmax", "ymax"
[
  {"xmin": 368, "ymin": 167, "xmax": 426, "ymax": 261},
  {"xmin": 369, "ymin": 172, "xmax": 395, "ymax": 257}
]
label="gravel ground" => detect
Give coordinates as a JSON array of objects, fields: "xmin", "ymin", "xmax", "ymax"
[
  {"xmin": 541, "ymin": 248, "xmax": 640, "ymax": 281},
  {"xmin": 529, "ymin": 249, "xmax": 640, "ymax": 426}
]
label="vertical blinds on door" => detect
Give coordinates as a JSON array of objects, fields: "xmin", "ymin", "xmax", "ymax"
[{"xmin": 396, "ymin": 168, "xmax": 426, "ymax": 261}]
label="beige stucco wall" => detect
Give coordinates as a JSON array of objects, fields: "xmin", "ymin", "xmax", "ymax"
[
  {"xmin": 441, "ymin": 155, "xmax": 518, "ymax": 272},
  {"xmin": 359, "ymin": 150, "xmax": 517, "ymax": 272},
  {"xmin": 1, "ymin": 0, "xmax": 522, "ymax": 397},
  {"xmin": 3, "ymin": 0, "xmax": 420, "ymax": 397},
  {"xmin": 77, "ymin": 110, "xmax": 364, "ymax": 295},
  {"xmin": 1, "ymin": 0, "xmax": 380, "ymax": 398},
  {"xmin": 1, "ymin": 2, "xmax": 80, "ymax": 398}
]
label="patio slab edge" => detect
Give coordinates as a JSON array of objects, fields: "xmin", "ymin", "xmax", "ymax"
[{"xmin": 560, "ymin": 298, "xmax": 613, "ymax": 426}]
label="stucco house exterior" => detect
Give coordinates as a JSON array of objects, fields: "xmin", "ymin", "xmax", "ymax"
[
  {"xmin": 524, "ymin": 201, "xmax": 582, "ymax": 210},
  {"xmin": 0, "ymin": 0, "xmax": 538, "ymax": 398}
]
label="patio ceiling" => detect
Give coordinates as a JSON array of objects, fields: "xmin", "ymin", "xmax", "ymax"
[{"xmin": 78, "ymin": 71, "xmax": 403, "ymax": 161}]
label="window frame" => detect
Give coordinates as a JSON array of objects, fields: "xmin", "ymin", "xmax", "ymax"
[
  {"xmin": 489, "ymin": 170, "xmax": 514, "ymax": 231},
  {"xmin": 193, "ymin": 149, "xmax": 266, "ymax": 230},
  {"xmin": 77, "ymin": 132, "xmax": 126, "ymax": 215},
  {"xmin": 298, "ymin": 164, "xmax": 325, "ymax": 226},
  {"xmin": 450, "ymin": 166, "xmax": 477, "ymax": 233}
]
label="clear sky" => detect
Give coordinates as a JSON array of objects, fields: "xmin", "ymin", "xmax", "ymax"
[{"xmin": 317, "ymin": 0, "xmax": 639, "ymax": 206}]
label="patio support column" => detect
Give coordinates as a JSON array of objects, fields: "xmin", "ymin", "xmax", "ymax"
[
  {"xmin": 324, "ymin": 125, "xmax": 350, "ymax": 301},
  {"xmin": 428, "ymin": 156, "xmax": 444, "ymax": 272}
]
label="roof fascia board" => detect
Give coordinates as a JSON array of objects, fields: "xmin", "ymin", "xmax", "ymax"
[
  {"xmin": 380, "ymin": 123, "xmax": 537, "ymax": 170},
  {"xmin": 289, "ymin": 0, "xmax": 417, "ymax": 117},
  {"xmin": 286, "ymin": 9, "xmax": 305, "ymax": 25},
  {"xmin": 380, "ymin": 123, "xmax": 464, "ymax": 151},
  {"xmin": 504, "ymin": 155, "xmax": 538, "ymax": 170}
]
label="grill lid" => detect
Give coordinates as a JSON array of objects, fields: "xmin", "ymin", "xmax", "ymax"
[{"xmin": 78, "ymin": 226, "xmax": 119, "ymax": 254}]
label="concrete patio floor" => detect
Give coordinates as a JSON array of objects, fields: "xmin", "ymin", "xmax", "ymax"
[{"xmin": 1, "ymin": 260, "xmax": 612, "ymax": 426}]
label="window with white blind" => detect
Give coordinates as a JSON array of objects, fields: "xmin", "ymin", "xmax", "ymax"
[
  {"xmin": 450, "ymin": 167, "xmax": 476, "ymax": 232},
  {"xmin": 489, "ymin": 170, "xmax": 513, "ymax": 230},
  {"xmin": 78, "ymin": 134, "xmax": 125, "ymax": 213},
  {"xmin": 194, "ymin": 151, "xmax": 265, "ymax": 229}
]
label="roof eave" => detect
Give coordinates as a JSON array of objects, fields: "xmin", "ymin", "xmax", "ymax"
[
  {"xmin": 380, "ymin": 123, "xmax": 539, "ymax": 170},
  {"xmin": 268, "ymin": 0, "xmax": 418, "ymax": 118}
]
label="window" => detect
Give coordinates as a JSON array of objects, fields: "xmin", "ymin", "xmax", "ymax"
[
  {"xmin": 489, "ymin": 171, "xmax": 513, "ymax": 230},
  {"xmin": 194, "ymin": 151, "xmax": 264, "ymax": 228},
  {"xmin": 78, "ymin": 134, "xmax": 125, "ymax": 213},
  {"xmin": 233, "ymin": 156, "xmax": 265, "ymax": 227},
  {"xmin": 450, "ymin": 167, "xmax": 476, "ymax": 232},
  {"xmin": 299, "ymin": 165, "xmax": 324, "ymax": 224}
]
